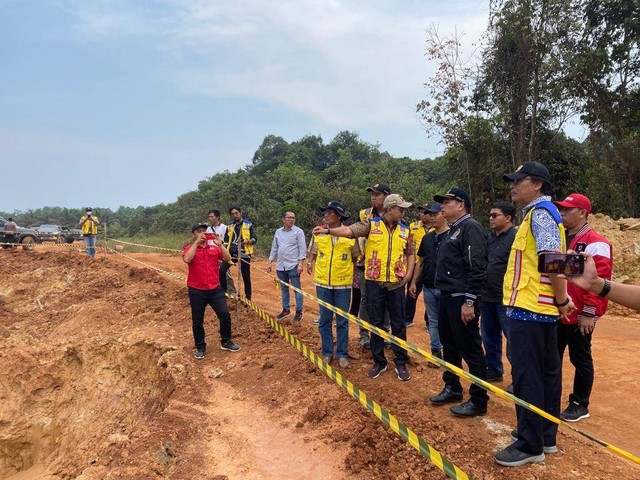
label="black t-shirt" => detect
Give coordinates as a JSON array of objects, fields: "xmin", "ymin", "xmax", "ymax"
[{"xmin": 418, "ymin": 229, "xmax": 448, "ymax": 288}]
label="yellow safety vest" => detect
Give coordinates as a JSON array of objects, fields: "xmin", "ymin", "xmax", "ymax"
[
  {"xmin": 312, "ymin": 234, "xmax": 356, "ymax": 287},
  {"xmin": 410, "ymin": 220, "xmax": 428, "ymax": 263},
  {"xmin": 80, "ymin": 216, "xmax": 99, "ymax": 235},
  {"xmin": 227, "ymin": 220, "xmax": 254, "ymax": 255},
  {"xmin": 364, "ymin": 218, "xmax": 410, "ymax": 283},
  {"xmin": 503, "ymin": 205, "xmax": 566, "ymax": 315}
]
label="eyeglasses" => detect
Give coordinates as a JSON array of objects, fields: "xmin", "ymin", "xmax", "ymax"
[
  {"xmin": 512, "ymin": 176, "xmax": 532, "ymax": 185},
  {"xmin": 489, "ymin": 213, "xmax": 504, "ymax": 219}
]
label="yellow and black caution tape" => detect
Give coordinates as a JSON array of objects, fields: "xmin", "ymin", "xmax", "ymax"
[
  {"xmin": 236, "ymin": 295, "xmax": 471, "ymax": 480},
  {"xmin": 246, "ymin": 258, "xmax": 640, "ymax": 466},
  {"xmin": 105, "ymin": 237, "xmax": 182, "ymax": 253},
  {"xmin": 105, "ymin": 246, "xmax": 187, "ymax": 282}
]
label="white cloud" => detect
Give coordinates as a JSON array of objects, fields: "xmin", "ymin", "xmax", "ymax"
[{"xmin": 62, "ymin": 0, "xmax": 488, "ymax": 128}]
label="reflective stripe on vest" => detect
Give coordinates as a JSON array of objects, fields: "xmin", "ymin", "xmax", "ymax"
[
  {"xmin": 363, "ymin": 218, "xmax": 409, "ymax": 282},
  {"xmin": 227, "ymin": 220, "xmax": 254, "ymax": 255},
  {"xmin": 312, "ymin": 234, "xmax": 356, "ymax": 287},
  {"xmin": 503, "ymin": 203, "xmax": 566, "ymax": 315},
  {"xmin": 80, "ymin": 216, "xmax": 98, "ymax": 235}
]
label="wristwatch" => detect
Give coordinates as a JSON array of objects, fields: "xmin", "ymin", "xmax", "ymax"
[{"xmin": 464, "ymin": 299, "xmax": 475, "ymax": 307}]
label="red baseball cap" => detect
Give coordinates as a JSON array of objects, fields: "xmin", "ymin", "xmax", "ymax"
[{"xmin": 554, "ymin": 193, "xmax": 592, "ymax": 213}]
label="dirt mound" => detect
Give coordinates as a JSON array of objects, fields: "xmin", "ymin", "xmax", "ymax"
[{"xmin": 2, "ymin": 249, "xmax": 640, "ymax": 479}]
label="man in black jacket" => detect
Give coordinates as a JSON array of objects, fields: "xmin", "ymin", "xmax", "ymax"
[{"xmin": 429, "ymin": 188, "xmax": 489, "ymax": 418}]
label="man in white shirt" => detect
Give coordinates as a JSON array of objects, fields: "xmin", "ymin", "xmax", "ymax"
[{"xmin": 207, "ymin": 209, "xmax": 236, "ymax": 296}]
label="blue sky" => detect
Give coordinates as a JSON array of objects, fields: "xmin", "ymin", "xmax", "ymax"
[{"xmin": 1, "ymin": 0, "xmax": 492, "ymax": 212}]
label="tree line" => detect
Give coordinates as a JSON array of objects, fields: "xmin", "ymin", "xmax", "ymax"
[{"xmin": 3, "ymin": 0, "xmax": 638, "ymax": 248}]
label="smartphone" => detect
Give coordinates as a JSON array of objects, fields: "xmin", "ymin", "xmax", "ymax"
[
  {"xmin": 537, "ymin": 253, "xmax": 585, "ymax": 276},
  {"xmin": 205, "ymin": 233, "xmax": 214, "ymax": 241}
]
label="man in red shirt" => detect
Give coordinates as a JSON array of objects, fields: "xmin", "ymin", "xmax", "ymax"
[
  {"xmin": 555, "ymin": 193, "xmax": 612, "ymax": 422},
  {"xmin": 183, "ymin": 223, "xmax": 241, "ymax": 359}
]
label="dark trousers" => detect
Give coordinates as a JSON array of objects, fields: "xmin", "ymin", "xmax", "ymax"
[
  {"xmin": 365, "ymin": 280, "xmax": 408, "ymax": 366},
  {"xmin": 557, "ymin": 322, "xmax": 594, "ymax": 407},
  {"xmin": 219, "ymin": 256, "xmax": 252, "ymax": 299},
  {"xmin": 511, "ymin": 318, "xmax": 561, "ymax": 455},
  {"xmin": 404, "ymin": 274, "xmax": 427, "ymax": 325},
  {"xmin": 188, "ymin": 286, "xmax": 233, "ymax": 350},
  {"xmin": 438, "ymin": 295, "xmax": 488, "ymax": 407},
  {"xmin": 349, "ymin": 287, "xmax": 361, "ymax": 317}
]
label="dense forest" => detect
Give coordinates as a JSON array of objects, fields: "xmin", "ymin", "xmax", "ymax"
[{"xmin": 3, "ymin": 0, "xmax": 638, "ymax": 252}]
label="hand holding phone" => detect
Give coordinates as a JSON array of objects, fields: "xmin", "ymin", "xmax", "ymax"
[{"xmin": 538, "ymin": 253, "xmax": 585, "ymax": 276}]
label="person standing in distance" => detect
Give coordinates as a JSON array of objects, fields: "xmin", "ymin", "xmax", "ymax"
[
  {"xmin": 405, "ymin": 205, "xmax": 432, "ymax": 327},
  {"xmin": 267, "ymin": 211, "xmax": 307, "ymax": 322},
  {"xmin": 78, "ymin": 207, "xmax": 100, "ymax": 257},
  {"xmin": 219, "ymin": 206, "xmax": 257, "ymax": 300},
  {"xmin": 207, "ymin": 209, "xmax": 237, "ymax": 297}
]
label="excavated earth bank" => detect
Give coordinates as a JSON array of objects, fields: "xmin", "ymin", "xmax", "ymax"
[{"xmin": 1, "ymin": 248, "xmax": 640, "ymax": 479}]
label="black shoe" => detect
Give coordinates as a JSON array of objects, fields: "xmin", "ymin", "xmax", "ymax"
[
  {"xmin": 427, "ymin": 349, "xmax": 443, "ymax": 369},
  {"xmin": 367, "ymin": 363, "xmax": 387, "ymax": 379},
  {"xmin": 194, "ymin": 348, "xmax": 205, "ymax": 359},
  {"xmin": 510, "ymin": 430, "xmax": 558, "ymax": 454},
  {"xmin": 560, "ymin": 400, "xmax": 590, "ymax": 422},
  {"xmin": 360, "ymin": 335, "xmax": 371, "ymax": 349},
  {"xmin": 394, "ymin": 364, "xmax": 411, "ymax": 381},
  {"xmin": 486, "ymin": 370, "xmax": 504, "ymax": 382},
  {"xmin": 293, "ymin": 311, "xmax": 303, "ymax": 322},
  {"xmin": 450, "ymin": 400, "xmax": 486, "ymax": 418},
  {"xmin": 220, "ymin": 341, "xmax": 241, "ymax": 352},
  {"xmin": 494, "ymin": 443, "xmax": 545, "ymax": 467},
  {"xmin": 384, "ymin": 341, "xmax": 392, "ymax": 349},
  {"xmin": 506, "ymin": 383, "xmax": 514, "ymax": 394},
  {"xmin": 406, "ymin": 320, "xmax": 414, "ymax": 328},
  {"xmin": 275, "ymin": 309, "xmax": 290, "ymax": 320},
  {"xmin": 430, "ymin": 386, "xmax": 463, "ymax": 405}
]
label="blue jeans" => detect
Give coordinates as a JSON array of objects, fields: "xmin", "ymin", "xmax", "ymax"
[
  {"xmin": 423, "ymin": 287, "xmax": 443, "ymax": 351},
  {"xmin": 480, "ymin": 301, "xmax": 511, "ymax": 376},
  {"xmin": 276, "ymin": 268, "xmax": 303, "ymax": 312},
  {"xmin": 317, "ymin": 286, "xmax": 351, "ymax": 359},
  {"xmin": 83, "ymin": 235, "xmax": 97, "ymax": 257}
]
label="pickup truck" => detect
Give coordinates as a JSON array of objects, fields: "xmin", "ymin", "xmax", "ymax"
[
  {"xmin": 0, "ymin": 217, "xmax": 37, "ymax": 250},
  {"xmin": 35, "ymin": 224, "xmax": 84, "ymax": 244}
]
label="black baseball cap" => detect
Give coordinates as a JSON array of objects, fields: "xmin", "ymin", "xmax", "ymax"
[
  {"xmin": 191, "ymin": 223, "xmax": 208, "ymax": 233},
  {"xmin": 321, "ymin": 200, "xmax": 350, "ymax": 219},
  {"xmin": 426, "ymin": 202, "xmax": 443, "ymax": 213},
  {"xmin": 503, "ymin": 161, "xmax": 551, "ymax": 182},
  {"xmin": 434, "ymin": 188, "xmax": 472, "ymax": 209},
  {"xmin": 366, "ymin": 182, "xmax": 391, "ymax": 194}
]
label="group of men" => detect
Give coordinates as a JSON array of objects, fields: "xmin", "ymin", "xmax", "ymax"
[{"xmin": 183, "ymin": 161, "xmax": 613, "ymax": 468}]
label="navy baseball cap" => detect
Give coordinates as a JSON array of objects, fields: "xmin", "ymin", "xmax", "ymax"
[
  {"xmin": 321, "ymin": 200, "xmax": 350, "ymax": 219},
  {"xmin": 366, "ymin": 182, "xmax": 391, "ymax": 194},
  {"xmin": 434, "ymin": 188, "xmax": 472, "ymax": 209},
  {"xmin": 503, "ymin": 162, "xmax": 551, "ymax": 182}
]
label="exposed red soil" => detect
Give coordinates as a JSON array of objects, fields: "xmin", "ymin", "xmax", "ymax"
[{"xmin": 2, "ymin": 245, "xmax": 640, "ymax": 480}]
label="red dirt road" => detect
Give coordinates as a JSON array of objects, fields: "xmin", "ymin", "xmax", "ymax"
[{"xmin": 2, "ymin": 245, "xmax": 640, "ymax": 479}]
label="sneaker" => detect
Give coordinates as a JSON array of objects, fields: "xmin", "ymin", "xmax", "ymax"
[
  {"xmin": 293, "ymin": 311, "xmax": 303, "ymax": 322},
  {"xmin": 427, "ymin": 349, "xmax": 443, "ymax": 369},
  {"xmin": 313, "ymin": 317, "xmax": 320, "ymax": 325},
  {"xmin": 367, "ymin": 363, "xmax": 387, "ymax": 379},
  {"xmin": 430, "ymin": 386, "xmax": 463, "ymax": 405},
  {"xmin": 275, "ymin": 309, "xmax": 290, "ymax": 320},
  {"xmin": 486, "ymin": 370, "xmax": 504, "ymax": 382},
  {"xmin": 560, "ymin": 400, "xmax": 590, "ymax": 422},
  {"xmin": 360, "ymin": 334, "xmax": 371, "ymax": 349},
  {"xmin": 494, "ymin": 443, "xmax": 545, "ymax": 467},
  {"xmin": 406, "ymin": 320, "xmax": 414, "ymax": 328},
  {"xmin": 510, "ymin": 430, "xmax": 557, "ymax": 454},
  {"xmin": 323, "ymin": 356, "xmax": 333, "ymax": 365},
  {"xmin": 338, "ymin": 357, "xmax": 349, "ymax": 368},
  {"xmin": 394, "ymin": 364, "xmax": 411, "ymax": 381},
  {"xmin": 450, "ymin": 400, "xmax": 487, "ymax": 417},
  {"xmin": 194, "ymin": 349, "xmax": 205, "ymax": 359},
  {"xmin": 220, "ymin": 341, "xmax": 241, "ymax": 352}
]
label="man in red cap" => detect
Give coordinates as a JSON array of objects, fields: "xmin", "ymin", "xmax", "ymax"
[{"xmin": 555, "ymin": 193, "xmax": 612, "ymax": 422}]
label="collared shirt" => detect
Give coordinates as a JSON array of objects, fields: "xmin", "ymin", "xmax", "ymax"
[
  {"xmin": 183, "ymin": 244, "xmax": 223, "ymax": 290},
  {"xmin": 526, "ymin": 195, "xmax": 561, "ymax": 253},
  {"xmin": 269, "ymin": 225, "xmax": 307, "ymax": 271},
  {"xmin": 482, "ymin": 226, "xmax": 516, "ymax": 302}
]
